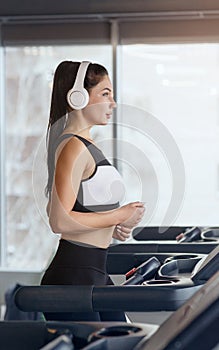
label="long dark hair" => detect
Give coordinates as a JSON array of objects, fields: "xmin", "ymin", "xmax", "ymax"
[{"xmin": 45, "ymin": 61, "xmax": 108, "ymax": 198}]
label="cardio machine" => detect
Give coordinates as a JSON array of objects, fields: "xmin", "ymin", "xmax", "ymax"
[
  {"xmin": 2, "ymin": 269, "xmax": 219, "ymax": 350},
  {"xmin": 109, "ymin": 226, "xmax": 219, "ymax": 255}
]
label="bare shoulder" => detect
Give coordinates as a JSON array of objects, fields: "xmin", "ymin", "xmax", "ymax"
[{"xmin": 56, "ymin": 135, "xmax": 88, "ymax": 162}]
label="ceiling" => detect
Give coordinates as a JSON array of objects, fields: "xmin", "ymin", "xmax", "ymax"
[{"xmin": 0, "ymin": 0, "xmax": 219, "ymax": 19}]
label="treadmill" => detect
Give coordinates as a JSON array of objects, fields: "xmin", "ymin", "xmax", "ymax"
[
  {"xmin": 15, "ymin": 245, "xmax": 219, "ymax": 314},
  {"xmin": 134, "ymin": 270, "xmax": 219, "ymax": 350},
  {"xmin": 109, "ymin": 226, "xmax": 219, "ymax": 255},
  {"xmin": 4, "ymin": 270, "xmax": 219, "ymax": 350}
]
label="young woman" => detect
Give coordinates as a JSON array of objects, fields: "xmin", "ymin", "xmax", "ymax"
[{"xmin": 41, "ymin": 61, "xmax": 145, "ymax": 321}]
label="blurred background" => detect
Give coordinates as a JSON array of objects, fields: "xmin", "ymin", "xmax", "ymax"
[{"xmin": 0, "ymin": 1, "xmax": 219, "ymax": 272}]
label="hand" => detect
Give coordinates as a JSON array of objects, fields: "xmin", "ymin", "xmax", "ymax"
[
  {"xmin": 112, "ymin": 225, "xmax": 133, "ymax": 241},
  {"xmin": 119, "ymin": 201, "xmax": 145, "ymax": 229}
]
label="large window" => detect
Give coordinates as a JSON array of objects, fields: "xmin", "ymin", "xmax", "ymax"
[
  {"xmin": 2, "ymin": 41, "xmax": 219, "ymax": 270},
  {"xmin": 118, "ymin": 43, "xmax": 219, "ymax": 227},
  {"xmin": 4, "ymin": 45, "xmax": 112, "ymax": 269}
]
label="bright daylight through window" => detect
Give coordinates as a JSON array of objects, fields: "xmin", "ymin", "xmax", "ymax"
[{"xmin": 2, "ymin": 43, "xmax": 219, "ymax": 269}]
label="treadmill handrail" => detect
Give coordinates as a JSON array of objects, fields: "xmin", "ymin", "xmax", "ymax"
[{"xmin": 15, "ymin": 284, "xmax": 201, "ymax": 313}]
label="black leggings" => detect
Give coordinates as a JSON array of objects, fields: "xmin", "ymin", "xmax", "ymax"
[{"xmin": 41, "ymin": 239, "xmax": 126, "ymax": 322}]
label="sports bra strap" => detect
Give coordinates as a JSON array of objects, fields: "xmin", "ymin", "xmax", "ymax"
[{"xmin": 56, "ymin": 133, "xmax": 109, "ymax": 166}]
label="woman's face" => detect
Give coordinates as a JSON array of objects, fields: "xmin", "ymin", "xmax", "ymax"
[{"xmin": 83, "ymin": 75, "xmax": 116, "ymax": 126}]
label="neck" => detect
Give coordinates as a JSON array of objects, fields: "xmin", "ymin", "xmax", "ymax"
[{"xmin": 64, "ymin": 113, "xmax": 92, "ymax": 140}]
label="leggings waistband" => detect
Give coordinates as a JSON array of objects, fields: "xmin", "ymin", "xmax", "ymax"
[{"xmin": 48, "ymin": 239, "xmax": 108, "ymax": 272}]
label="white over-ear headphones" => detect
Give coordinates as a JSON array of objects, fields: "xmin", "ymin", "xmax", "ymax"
[{"xmin": 67, "ymin": 61, "xmax": 91, "ymax": 110}]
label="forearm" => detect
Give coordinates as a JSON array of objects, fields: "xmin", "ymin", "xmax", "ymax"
[
  {"xmin": 49, "ymin": 188, "xmax": 145, "ymax": 235},
  {"xmin": 49, "ymin": 199, "xmax": 124, "ymax": 235}
]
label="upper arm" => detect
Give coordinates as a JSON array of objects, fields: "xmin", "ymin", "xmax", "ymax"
[{"xmin": 54, "ymin": 137, "xmax": 88, "ymax": 214}]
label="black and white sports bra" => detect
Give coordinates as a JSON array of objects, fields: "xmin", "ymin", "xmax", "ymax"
[{"xmin": 56, "ymin": 133, "xmax": 125, "ymax": 213}]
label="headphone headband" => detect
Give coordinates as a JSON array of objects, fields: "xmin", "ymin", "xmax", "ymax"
[{"xmin": 67, "ymin": 61, "xmax": 91, "ymax": 110}]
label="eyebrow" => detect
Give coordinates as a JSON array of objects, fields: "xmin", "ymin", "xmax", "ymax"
[{"xmin": 101, "ymin": 87, "xmax": 112, "ymax": 92}]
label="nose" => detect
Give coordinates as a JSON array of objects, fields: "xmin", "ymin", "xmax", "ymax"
[{"xmin": 110, "ymin": 97, "xmax": 117, "ymax": 109}]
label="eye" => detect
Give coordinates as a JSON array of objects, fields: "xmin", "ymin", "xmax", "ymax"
[{"xmin": 102, "ymin": 92, "xmax": 109, "ymax": 97}]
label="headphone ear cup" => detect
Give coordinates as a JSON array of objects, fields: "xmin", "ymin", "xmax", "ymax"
[
  {"xmin": 67, "ymin": 87, "xmax": 89, "ymax": 110},
  {"xmin": 67, "ymin": 61, "xmax": 91, "ymax": 110}
]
